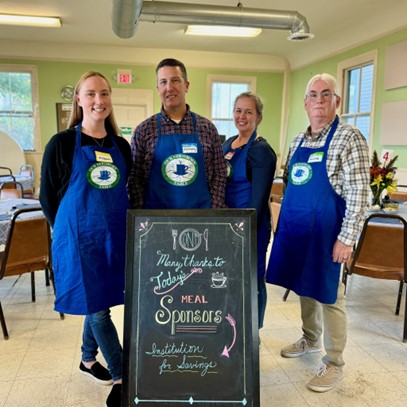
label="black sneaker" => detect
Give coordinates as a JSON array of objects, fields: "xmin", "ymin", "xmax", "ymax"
[
  {"xmin": 79, "ymin": 361, "xmax": 113, "ymax": 385},
  {"xmin": 106, "ymin": 383, "xmax": 122, "ymax": 407}
]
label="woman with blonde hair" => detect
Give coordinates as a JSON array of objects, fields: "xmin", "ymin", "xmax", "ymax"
[
  {"xmin": 223, "ymin": 92, "xmax": 277, "ymax": 332},
  {"xmin": 40, "ymin": 71, "xmax": 131, "ymax": 407}
]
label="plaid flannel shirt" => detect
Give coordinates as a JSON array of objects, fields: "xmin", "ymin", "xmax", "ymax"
[
  {"xmin": 128, "ymin": 105, "xmax": 227, "ymax": 209},
  {"xmin": 283, "ymin": 117, "xmax": 370, "ymax": 246}
]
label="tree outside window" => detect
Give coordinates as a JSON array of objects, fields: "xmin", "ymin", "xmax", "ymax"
[{"xmin": 0, "ymin": 67, "xmax": 37, "ymax": 151}]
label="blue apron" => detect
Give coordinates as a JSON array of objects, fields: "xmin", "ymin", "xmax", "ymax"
[
  {"xmin": 144, "ymin": 113, "xmax": 211, "ymax": 209},
  {"xmin": 223, "ymin": 131, "xmax": 269, "ymax": 278},
  {"xmin": 52, "ymin": 123, "xmax": 129, "ymax": 315},
  {"xmin": 266, "ymin": 116, "xmax": 345, "ymax": 304}
]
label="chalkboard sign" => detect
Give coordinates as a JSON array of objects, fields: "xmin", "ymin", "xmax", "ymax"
[{"xmin": 122, "ymin": 209, "xmax": 259, "ymax": 407}]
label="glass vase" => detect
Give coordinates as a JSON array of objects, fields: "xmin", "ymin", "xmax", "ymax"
[{"xmin": 371, "ymin": 186, "xmax": 385, "ymax": 207}]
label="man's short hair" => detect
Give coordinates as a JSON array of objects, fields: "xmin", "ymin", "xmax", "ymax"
[{"xmin": 156, "ymin": 58, "xmax": 188, "ymax": 82}]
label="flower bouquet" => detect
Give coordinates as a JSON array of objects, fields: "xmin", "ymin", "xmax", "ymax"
[{"xmin": 370, "ymin": 151, "xmax": 398, "ymax": 208}]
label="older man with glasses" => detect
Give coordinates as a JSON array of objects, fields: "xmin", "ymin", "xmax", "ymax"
[{"xmin": 266, "ymin": 73, "xmax": 370, "ymax": 392}]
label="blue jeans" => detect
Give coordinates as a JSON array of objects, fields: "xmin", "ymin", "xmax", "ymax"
[
  {"xmin": 258, "ymin": 277, "xmax": 267, "ymax": 329},
  {"xmin": 81, "ymin": 308, "xmax": 122, "ymax": 381}
]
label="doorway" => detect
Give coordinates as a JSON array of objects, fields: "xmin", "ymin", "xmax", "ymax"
[{"xmin": 112, "ymin": 88, "xmax": 154, "ymax": 143}]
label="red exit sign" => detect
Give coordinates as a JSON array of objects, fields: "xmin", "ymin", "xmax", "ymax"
[{"xmin": 117, "ymin": 70, "xmax": 132, "ymax": 84}]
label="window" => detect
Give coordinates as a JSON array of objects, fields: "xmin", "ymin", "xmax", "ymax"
[
  {"xmin": 337, "ymin": 51, "xmax": 377, "ymax": 146},
  {"xmin": 207, "ymin": 75, "xmax": 256, "ymax": 139},
  {"xmin": 0, "ymin": 65, "xmax": 40, "ymax": 151},
  {"xmin": 342, "ymin": 63, "xmax": 374, "ymax": 140}
]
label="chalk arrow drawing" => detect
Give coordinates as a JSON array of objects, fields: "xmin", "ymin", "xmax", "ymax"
[{"xmin": 222, "ymin": 314, "xmax": 236, "ymax": 358}]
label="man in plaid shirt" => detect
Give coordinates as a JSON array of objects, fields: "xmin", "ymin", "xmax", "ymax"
[
  {"xmin": 267, "ymin": 73, "xmax": 370, "ymax": 393},
  {"xmin": 128, "ymin": 58, "xmax": 227, "ymax": 209}
]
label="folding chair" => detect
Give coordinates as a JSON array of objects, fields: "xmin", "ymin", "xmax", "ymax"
[{"xmin": 0, "ymin": 207, "xmax": 64, "ymax": 340}]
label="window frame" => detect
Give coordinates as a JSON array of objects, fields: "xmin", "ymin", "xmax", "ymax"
[
  {"xmin": 0, "ymin": 64, "xmax": 41, "ymax": 152},
  {"xmin": 336, "ymin": 50, "xmax": 378, "ymax": 151},
  {"xmin": 207, "ymin": 74, "xmax": 256, "ymax": 139}
]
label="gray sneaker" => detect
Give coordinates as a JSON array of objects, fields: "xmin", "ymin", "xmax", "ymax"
[
  {"xmin": 307, "ymin": 364, "xmax": 343, "ymax": 392},
  {"xmin": 281, "ymin": 337, "xmax": 322, "ymax": 358}
]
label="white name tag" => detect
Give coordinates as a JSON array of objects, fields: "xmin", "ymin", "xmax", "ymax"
[
  {"xmin": 308, "ymin": 152, "xmax": 324, "ymax": 163},
  {"xmin": 182, "ymin": 143, "xmax": 198, "ymax": 154},
  {"xmin": 224, "ymin": 151, "xmax": 235, "ymax": 160}
]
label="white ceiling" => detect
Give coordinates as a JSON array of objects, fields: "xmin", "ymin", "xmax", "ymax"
[{"xmin": 1, "ymin": 0, "xmax": 407, "ymax": 70}]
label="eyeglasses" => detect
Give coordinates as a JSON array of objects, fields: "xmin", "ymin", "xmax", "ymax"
[{"xmin": 306, "ymin": 90, "xmax": 336, "ymax": 101}]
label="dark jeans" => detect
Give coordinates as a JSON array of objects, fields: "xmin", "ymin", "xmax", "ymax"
[
  {"xmin": 258, "ymin": 277, "xmax": 267, "ymax": 329},
  {"xmin": 81, "ymin": 308, "xmax": 123, "ymax": 381}
]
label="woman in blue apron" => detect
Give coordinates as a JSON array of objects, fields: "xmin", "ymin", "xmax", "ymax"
[
  {"xmin": 223, "ymin": 92, "xmax": 276, "ymax": 329},
  {"xmin": 40, "ymin": 72, "xmax": 131, "ymax": 407}
]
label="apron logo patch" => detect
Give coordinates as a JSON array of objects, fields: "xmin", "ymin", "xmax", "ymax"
[
  {"xmin": 226, "ymin": 161, "xmax": 233, "ymax": 179},
  {"xmin": 87, "ymin": 163, "xmax": 120, "ymax": 189},
  {"xmin": 308, "ymin": 151, "xmax": 324, "ymax": 163},
  {"xmin": 162, "ymin": 154, "xmax": 198, "ymax": 186},
  {"xmin": 290, "ymin": 163, "xmax": 312, "ymax": 185}
]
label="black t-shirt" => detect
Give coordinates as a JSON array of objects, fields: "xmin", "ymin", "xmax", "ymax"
[{"xmin": 39, "ymin": 127, "xmax": 132, "ymax": 227}]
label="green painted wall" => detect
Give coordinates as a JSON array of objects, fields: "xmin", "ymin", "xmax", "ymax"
[
  {"xmin": 286, "ymin": 28, "xmax": 407, "ymax": 167},
  {"xmin": 2, "ymin": 26, "xmax": 407, "ymax": 168},
  {"xmin": 0, "ymin": 58, "xmax": 283, "ymax": 152}
]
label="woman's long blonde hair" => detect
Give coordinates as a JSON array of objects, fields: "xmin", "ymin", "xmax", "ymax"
[{"xmin": 67, "ymin": 71, "xmax": 121, "ymax": 135}]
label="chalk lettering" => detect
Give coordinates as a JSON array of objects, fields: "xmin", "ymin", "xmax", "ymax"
[
  {"xmin": 155, "ymin": 295, "xmax": 223, "ymax": 334},
  {"xmin": 183, "ymin": 254, "xmax": 227, "ymax": 268},
  {"xmin": 156, "ymin": 250, "xmax": 183, "ymax": 272},
  {"xmin": 176, "ymin": 354, "xmax": 217, "ymax": 376},
  {"xmin": 158, "ymin": 359, "xmax": 171, "ymax": 375},
  {"xmin": 150, "ymin": 270, "xmax": 189, "ymax": 291},
  {"xmin": 181, "ymin": 295, "xmax": 208, "ymax": 303},
  {"xmin": 145, "ymin": 342, "xmax": 204, "ymax": 357}
]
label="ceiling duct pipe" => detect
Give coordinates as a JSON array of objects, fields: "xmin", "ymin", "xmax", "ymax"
[
  {"xmin": 112, "ymin": 0, "xmax": 143, "ymax": 39},
  {"xmin": 112, "ymin": 1, "xmax": 313, "ymax": 41}
]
